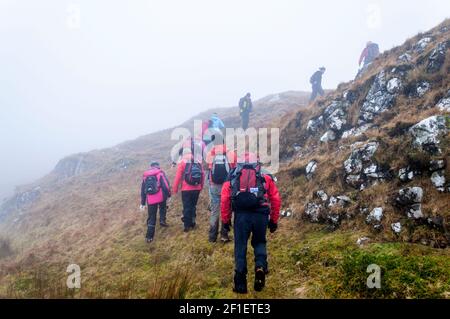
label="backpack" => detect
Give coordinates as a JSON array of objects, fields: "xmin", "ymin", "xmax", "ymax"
[
  {"xmin": 184, "ymin": 162, "xmax": 203, "ymax": 186},
  {"xmin": 230, "ymin": 163, "xmax": 267, "ymax": 210},
  {"xmin": 211, "ymin": 154, "xmax": 230, "ymax": 184},
  {"xmin": 144, "ymin": 175, "xmax": 160, "ymax": 195}
]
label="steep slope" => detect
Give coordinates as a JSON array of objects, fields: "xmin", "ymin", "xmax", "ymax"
[
  {"xmin": 0, "ymin": 91, "xmax": 310, "ymax": 298},
  {"xmin": 0, "ymin": 20, "xmax": 449, "ymax": 299}
]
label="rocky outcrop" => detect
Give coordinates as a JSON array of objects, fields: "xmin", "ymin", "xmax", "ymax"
[
  {"xmin": 409, "ymin": 115, "xmax": 448, "ymax": 154},
  {"xmin": 395, "ymin": 187, "xmax": 424, "ymax": 219},
  {"xmin": 306, "ymin": 160, "xmax": 318, "ymax": 180},
  {"xmin": 427, "ymin": 41, "xmax": 448, "ymax": 73},
  {"xmin": 359, "ymin": 71, "xmax": 397, "ymax": 123},
  {"xmin": 436, "ymin": 90, "xmax": 450, "ymax": 112},
  {"xmin": 343, "ymin": 141, "xmax": 390, "ymax": 190}
]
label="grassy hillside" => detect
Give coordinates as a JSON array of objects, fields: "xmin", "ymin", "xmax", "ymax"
[{"xmin": 0, "ymin": 19, "xmax": 449, "ymax": 299}]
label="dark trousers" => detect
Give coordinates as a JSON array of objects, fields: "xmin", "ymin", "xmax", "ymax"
[
  {"xmin": 181, "ymin": 190, "xmax": 200, "ymax": 229},
  {"xmin": 146, "ymin": 201, "xmax": 167, "ymax": 239},
  {"xmin": 241, "ymin": 113, "xmax": 250, "ymax": 130},
  {"xmin": 310, "ymin": 85, "xmax": 324, "ymax": 102},
  {"xmin": 234, "ymin": 213, "xmax": 269, "ymax": 275}
]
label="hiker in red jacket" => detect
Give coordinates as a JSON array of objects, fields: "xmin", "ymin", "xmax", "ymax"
[
  {"xmin": 221, "ymin": 152, "xmax": 281, "ymax": 293},
  {"xmin": 172, "ymin": 145, "xmax": 205, "ymax": 232},
  {"xmin": 356, "ymin": 41, "xmax": 380, "ymax": 78},
  {"xmin": 140, "ymin": 161, "xmax": 171, "ymax": 243},
  {"xmin": 205, "ymin": 136, "xmax": 237, "ymax": 243}
]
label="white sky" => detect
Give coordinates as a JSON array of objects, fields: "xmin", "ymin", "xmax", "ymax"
[{"xmin": 0, "ymin": 0, "xmax": 449, "ymax": 199}]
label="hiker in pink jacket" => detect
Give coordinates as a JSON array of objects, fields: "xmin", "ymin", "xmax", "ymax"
[{"xmin": 140, "ymin": 161, "xmax": 171, "ymax": 243}]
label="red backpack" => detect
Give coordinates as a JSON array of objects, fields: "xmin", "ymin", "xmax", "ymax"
[{"xmin": 230, "ymin": 163, "xmax": 267, "ymax": 210}]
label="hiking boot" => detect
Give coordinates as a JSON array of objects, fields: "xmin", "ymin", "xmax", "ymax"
[
  {"xmin": 208, "ymin": 237, "xmax": 217, "ymax": 243},
  {"xmin": 145, "ymin": 237, "xmax": 153, "ymax": 243},
  {"xmin": 220, "ymin": 234, "xmax": 231, "ymax": 243},
  {"xmin": 233, "ymin": 272, "xmax": 248, "ymax": 294},
  {"xmin": 183, "ymin": 227, "xmax": 190, "ymax": 233},
  {"xmin": 160, "ymin": 222, "xmax": 169, "ymax": 227},
  {"xmin": 254, "ymin": 268, "xmax": 266, "ymax": 292}
]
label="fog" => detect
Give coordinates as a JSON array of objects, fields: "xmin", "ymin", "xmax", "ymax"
[{"xmin": 0, "ymin": 0, "xmax": 449, "ymax": 200}]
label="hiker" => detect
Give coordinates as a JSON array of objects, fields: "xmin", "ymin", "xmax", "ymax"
[
  {"xmin": 356, "ymin": 41, "xmax": 380, "ymax": 78},
  {"xmin": 221, "ymin": 152, "xmax": 281, "ymax": 293},
  {"xmin": 238, "ymin": 93, "xmax": 253, "ymax": 130},
  {"xmin": 172, "ymin": 136, "xmax": 206, "ymax": 167},
  {"xmin": 172, "ymin": 141, "xmax": 205, "ymax": 232},
  {"xmin": 309, "ymin": 67, "xmax": 326, "ymax": 103},
  {"xmin": 140, "ymin": 161, "xmax": 171, "ymax": 243},
  {"xmin": 205, "ymin": 134, "xmax": 237, "ymax": 243},
  {"xmin": 359, "ymin": 41, "xmax": 380, "ymax": 68},
  {"xmin": 203, "ymin": 113, "xmax": 225, "ymax": 145}
]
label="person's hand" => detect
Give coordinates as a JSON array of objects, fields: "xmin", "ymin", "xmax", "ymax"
[
  {"xmin": 268, "ymin": 220, "xmax": 278, "ymax": 233},
  {"xmin": 139, "ymin": 205, "xmax": 146, "ymax": 212}
]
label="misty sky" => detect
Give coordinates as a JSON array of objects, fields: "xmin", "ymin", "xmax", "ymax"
[{"xmin": 0, "ymin": 0, "xmax": 449, "ymax": 199}]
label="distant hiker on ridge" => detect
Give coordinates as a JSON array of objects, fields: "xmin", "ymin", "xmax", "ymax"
[
  {"xmin": 140, "ymin": 161, "xmax": 171, "ymax": 243},
  {"xmin": 205, "ymin": 133, "xmax": 237, "ymax": 243},
  {"xmin": 221, "ymin": 152, "xmax": 281, "ymax": 294},
  {"xmin": 239, "ymin": 93, "xmax": 253, "ymax": 130},
  {"xmin": 356, "ymin": 41, "xmax": 380, "ymax": 78},
  {"xmin": 203, "ymin": 113, "xmax": 225, "ymax": 146},
  {"xmin": 309, "ymin": 67, "xmax": 326, "ymax": 103},
  {"xmin": 172, "ymin": 140, "xmax": 205, "ymax": 233}
]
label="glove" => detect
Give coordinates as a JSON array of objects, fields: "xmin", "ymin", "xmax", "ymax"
[
  {"xmin": 139, "ymin": 205, "xmax": 146, "ymax": 212},
  {"xmin": 223, "ymin": 222, "xmax": 232, "ymax": 232},
  {"xmin": 268, "ymin": 220, "xmax": 278, "ymax": 233}
]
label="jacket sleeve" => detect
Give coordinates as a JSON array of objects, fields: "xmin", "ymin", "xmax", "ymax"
[
  {"xmin": 172, "ymin": 162, "xmax": 184, "ymax": 194},
  {"xmin": 221, "ymin": 181, "xmax": 233, "ymax": 224},
  {"xmin": 141, "ymin": 179, "xmax": 146, "ymax": 206},
  {"xmin": 266, "ymin": 176, "xmax": 281, "ymax": 224},
  {"xmin": 160, "ymin": 172, "xmax": 171, "ymax": 199}
]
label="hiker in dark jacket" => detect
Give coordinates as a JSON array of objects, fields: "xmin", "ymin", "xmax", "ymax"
[
  {"xmin": 239, "ymin": 93, "xmax": 253, "ymax": 130},
  {"xmin": 140, "ymin": 161, "xmax": 171, "ymax": 243},
  {"xmin": 309, "ymin": 67, "xmax": 326, "ymax": 103},
  {"xmin": 221, "ymin": 152, "xmax": 281, "ymax": 294}
]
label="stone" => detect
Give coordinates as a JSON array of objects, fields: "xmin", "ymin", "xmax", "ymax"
[
  {"xmin": 305, "ymin": 202, "xmax": 322, "ymax": 222},
  {"xmin": 366, "ymin": 207, "xmax": 383, "ymax": 223},
  {"xmin": 408, "ymin": 204, "xmax": 423, "ymax": 219},
  {"xmin": 416, "ymin": 81, "xmax": 431, "ymax": 97},
  {"xmin": 320, "ymin": 130, "xmax": 336, "ymax": 143},
  {"xmin": 399, "ymin": 167, "xmax": 415, "ymax": 182},
  {"xmin": 328, "ymin": 196, "xmax": 338, "ymax": 207},
  {"xmin": 398, "ymin": 52, "xmax": 412, "ymax": 63},
  {"xmin": 391, "ymin": 222, "xmax": 402, "ymax": 234},
  {"xmin": 396, "ymin": 187, "xmax": 423, "ymax": 206},
  {"xmin": 387, "ymin": 78, "xmax": 402, "ymax": 94},
  {"xmin": 436, "ymin": 90, "xmax": 450, "ymax": 112},
  {"xmin": 336, "ymin": 196, "xmax": 351, "ymax": 206},
  {"xmin": 341, "ymin": 124, "xmax": 372, "ymax": 139},
  {"xmin": 429, "ymin": 160, "xmax": 445, "ymax": 172},
  {"xmin": 307, "ymin": 116, "xmax": 324, "ymax": 133},
  {"xmin": 326, "ymin": 108, "xmax": 347, "ymax": 132},
  {"xmin": 415, "ymin": 37, "xmax": 432, "ymax": 53},
  {"xmin": 316, "ymin": 190, "xmax": 328, "ymax": 202},
  {"xmin": 431, "ymin": 170, "xmax": 446, "ymax": 192},
  {"xmin": 360, "ymin": 71, "xmax": 396, "ymax": 122},
  {"xmin": 306, "ymin": 160, "xmax": 318, "ymax": 180},
  {"xmin": 344, "ymin": 142, "xmax": 379, "ymax": 175},
  {"xmin": 409, "ymin": 116, "xmax": 447, "ymax": 154},
  {"xmin": 357, "ymin": 237, "xmax": 370, "ymax": 246},
  {"xmin": 427, "ymin": 42, "xmax": 447, "ymax": 73}
]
